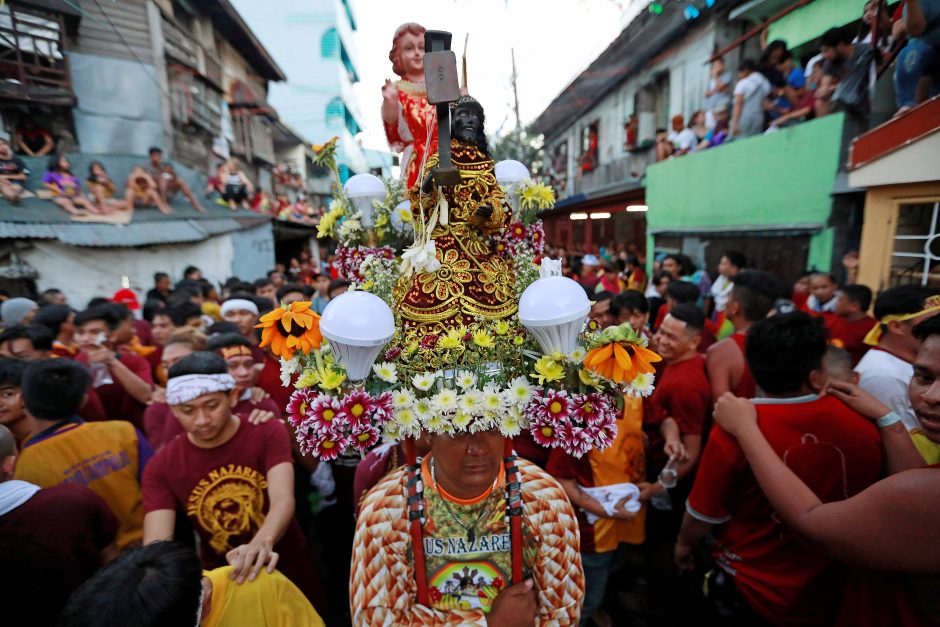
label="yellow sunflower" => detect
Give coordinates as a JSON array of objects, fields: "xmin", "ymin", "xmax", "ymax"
[{"xmin": 256, "ymin": 302, "xmax": 323, "ymax": 360}]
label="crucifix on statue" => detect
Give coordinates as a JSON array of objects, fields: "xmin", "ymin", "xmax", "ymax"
[{"xmin": 422, "ymin": 30, "xmax": 462, "ymax": 189}]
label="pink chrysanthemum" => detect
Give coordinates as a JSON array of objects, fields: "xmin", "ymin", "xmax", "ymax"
[
  {"xmin": 558, "ymin": 424, "xmax": 593, "ymax": 458},
  {"xmin": 583, "ymin": 422, "xmax": 616, "ymax": 450},
  {"xmin": 307, "ymin": 394, "xmax": 344, "ymax": 432},
  {"xmin": 571, "ymin": 392, "xmax": 610, "ymax": 427},
  {"xmin": 372, "ymin": 391, "xmax": 393, "ymax": 423},
  {"xmin": 530, "ymin": 415, "xmax": 563, "ymax": 448},
  {"xmin": 285, "ymin": 388, "xmax": 317, "ymax": 429},
  {"xmin": 507, "ymin": 222, "xmax": 527, "ymax": 242},
  {"xmin": 309, "ymin": 432, "xmax": 348, "ymax": 461},
  {"xmin": 531, "ymin": 389, "xmax": 569, "ymax": 422},
  {"xmin": 341, "ymin": 390, "xmax": 374, "ymax": 429},
  {"xmin": 349, "ymin": 425, "xmax": 380, "ymax": 450}
]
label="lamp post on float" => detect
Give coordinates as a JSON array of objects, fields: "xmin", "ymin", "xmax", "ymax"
[
  {"xmin": 495, "ymin": 159, "xmax": 530, "ymax": 214},
  {"xmin": 344, "ymin": 173, "xmax": 386, "ymax": 245},
  {"xmin": 518, "ymin": 276, "xmax": 591, "ymax": 354},
  {"xmin": 319, "ymin": 291, "xmax": 395, "ymax": 382}
]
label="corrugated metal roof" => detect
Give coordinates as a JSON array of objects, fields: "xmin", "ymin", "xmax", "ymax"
[
  {"xmin": 198, "ymin": 218, "xmax": 245, "ymax": 236},
  {"xmin": 53, "ymin": 221, "xmax": 211, "ymax": 247},
  {"xmin": 0, "ymin": 223, "xmax": 60, "ymax": 239}
]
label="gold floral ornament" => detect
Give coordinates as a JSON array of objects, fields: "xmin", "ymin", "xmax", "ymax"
[
  {"xmin": 256, "ymin": 302, "xmax": 323, "ymax": 361},
  {"xmin": 417, "ymin": 248, "xmax": 472, "ymax": 300}
]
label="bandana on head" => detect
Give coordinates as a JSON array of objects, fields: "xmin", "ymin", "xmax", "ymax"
[
  {"xmin": 864, "ymin": 295, "xmax": 940, "ymax": 346},
  {"xmin": 166, "ymin": 373, "xmax": 236, "ymax": 406},
  {"xmin": 220, "ymin": 345, "xmax": 254, "ymax": 360},
  {"xmin": 220, "ymin": 299, "xmax": 259, "ymax": 317}
]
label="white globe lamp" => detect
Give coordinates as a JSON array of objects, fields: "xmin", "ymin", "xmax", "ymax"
[
  {"xmin": 518, "ymin": 276, "xmax": 591, "ymax": 354},
  {"xmin": 319, "ymin": 291, "xmax": 395, "ymax": 381},
  {"xmin": 495, "ymin": 160, "xmax": 531, "ymax": 214},
  {"xmin": 390, "ymin": 200, "xmax": 413, "ymax": 234},
  {"xmin": 343, "ymin": 173, "xmax": 385, "ymax": 228}
]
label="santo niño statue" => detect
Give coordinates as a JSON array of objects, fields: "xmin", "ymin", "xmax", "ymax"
[{"xmin": 396, "ymin": 96, "xmax": 516, "ymax": 340}]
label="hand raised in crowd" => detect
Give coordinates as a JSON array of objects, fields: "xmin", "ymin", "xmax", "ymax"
[
  {"xmin": 83, "ymin": 344, "xmax": 114, "ymax": 365},
  {"xmin": 249, "ymin": 386, "xmax": 270, "ymax": 404},
  {"xmin": 488, "ymin": 579, "xmax": 537, "ymax": 627},
  {"xmin": 825, "ymin": 380, "xmax": 891, "ymax": 421},
  {"xmin": 713, "ymin": 392, "xmax": 758, "ymax": 438},
  {"xmin": 246, "ymin": 408, "xmax": 275, "ymax": 425},
  {"xmin": 226, "ymin": 538, "xmax": 279, "ymax": 584},
  {"xmin": 664, "ymin": 439, "xmax": 689, "ymax": 463}
]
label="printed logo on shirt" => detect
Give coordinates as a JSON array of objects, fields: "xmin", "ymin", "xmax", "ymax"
[
  {"xmin": 61, "ymin": 449, "xmax": 131, "ymax": 486},
  {"xmin": 187, "ymin": 464, "xmax": 268, "ymax": 553},
  {"xmin": 423, "ymin": 533, "xmax": 512, "ymax": 557},
  {"xmin": 428, "ymin": 560, "xmax": 507, "ymax": 613}
]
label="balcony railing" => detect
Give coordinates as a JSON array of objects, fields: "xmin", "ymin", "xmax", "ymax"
[{"xmin": 571, "ymin": 147, "xmax": 654, "ymax": 196}]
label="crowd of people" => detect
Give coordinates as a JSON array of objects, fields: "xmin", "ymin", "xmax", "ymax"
[{"xmin": 0, "ymin": 239, "xmax": 935, "ymax": 626}]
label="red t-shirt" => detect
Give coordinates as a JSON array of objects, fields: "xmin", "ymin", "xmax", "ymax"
[
  {"xmin": 729, "ymin": 333, "xmax": 757, "ymax": 398},
  {"xmin": 826, "ymin": 314, "xmax": 876, "ymax": 366},
  {"xmin": 141, "ymin": 419, "xmax": 321, "ymax": 606},
  {"xmin": 0, "ymin": 483, "xmax": 118, "ymax": 627},
  {"xmin": 687, "ymin": 395, "xmax": 883, "ymax": 625},
  {"xmin": 144, "ymin": 395, "xmax": 282, "ymax": 449},
  {"xmin": 76, "ymin": 351, "xmax": 153, "ymax": 428},
  {"xmin": 256, "ymin": 355, "xmax": 294, "ymax": 413},
  {"xmin": 644, "ymin": 354, "xmax": 710, "ymax": 475}
]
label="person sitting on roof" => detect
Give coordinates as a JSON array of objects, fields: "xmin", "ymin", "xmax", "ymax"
[{"xmin": 42, "ymin": 154, "xmax": 100, "ymax": 217}]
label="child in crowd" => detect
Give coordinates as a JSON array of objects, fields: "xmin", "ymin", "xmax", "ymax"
[{"xmin": 827, "ymin": 284, "xmax": 876, "ymax": 365}]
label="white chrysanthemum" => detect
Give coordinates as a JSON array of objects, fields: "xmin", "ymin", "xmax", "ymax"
[
  {"xmin": 391, "ymin": 388, "xmax": 415, "ymax": 410},
  {"xmin": 431, "ymin": 389, "xmax": 458, "ymax": 413},
  {"xmin": 568, "ymin": 347, "xmax": 586, "ymax": 364},
  {"xmin": 412, "ymin": 372, "xmax": 437, "ymax": 391},
  {"xmin": 384, "ymin": 421, "xmax": 402, "ymax": 441},
  {"xmin": 453, "ymin": 410, "xmax": 474, "ymax": 429},
  {"xmin": 500, "ymin": 408, "xmax": 523, "ymax": 437},
  {"xmin": 372, "ymin": 361, "xmax": 398, "ymax": 384},
  {"xmin": 507, "ymin": 376, "xmax": 534, "ymax": 406},
  {"xmin": 455, "ymin": 370, "xmax": 477, "ymax": 390},
  {"xmin": 328, "ymin": 198, "xmax": 343, "ymax": 213},
  {"xmin": 279, "ymin": 355, "xmax": 301, "ymax": 387},
  {"xmin": 626, "ymin": 371, "xmax": 655, "ymax": 397},
  {"xmin": 458, "ymin": 390, "xmax": 483, "ymax": 415},
  {"xmin": 414, "ymin": 398, "xmax": 434, "ymax": 420},
  {"xmin": 482, "ymin": 387, "xmax": 504, "ymax": 413},
  {"xmin": 424, "ymin": 412, "xmax": 446, "ymax": 431}
]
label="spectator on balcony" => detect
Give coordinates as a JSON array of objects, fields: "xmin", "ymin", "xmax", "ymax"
[
  {"xmin": 857, "ymin": 0, "xmax": 897, "ymax": 55},
  {"xmin": 758, "ymin": 39, "xmax": 789, "ymax": 88},
  {"xmin": 704, "ymin": 57, "xmax": 733, "ymax": 128},
  {"xmin": 42, "ymin": 155, "xmax": 100, "ymax": 217},
  {"xmin": 124, "ymin": 166, "xmax": 171, "ymax": 215},
  {"xmin": 769, "ymin": 63, "xmax": 816, "ymax": 129},
  {"xmin": 220, "ymin": 159, "xmax": 253, "ymax": 211},
  {"xmin": 145, "ymin": 148, "xmax": 204, "ymax": 213},
  {"xmin": 688, "ymin": 110, "xmax": 708, "ymax": 145},
  {"xmin": 668, "ymin": 115, "xmax": 699, "ymax": 155},
  {"xmin": 86, "ymin": 162, "xmax": 129, "ymax": 214},
  {"xmin": 817, "ymin": 27, "xmax": 873, "ymax": 118},
  {"xmin": 731, "ymin": 59, "xmax": 772, "ymax": 139},
  {"xmin": 205, "ymin": 162, "xmax": 228, "ymax": 203},
  {"xmin": 698, "ymin": 107, "xmax": 730, "ymax": 149},
  {"xmin": 14, "ymin": 118, "xmax": 54, "ymax": 157},
  {"xmin": 655, "ymin": 127, "xmax": 674, "ymax": 161},
  {"xmin": 894, "ymin": 0, "xmax": 940, "ymax": 115},
  {"xmin": 0, "ymin": 137, "xmax": 29, "ymax": 204}
]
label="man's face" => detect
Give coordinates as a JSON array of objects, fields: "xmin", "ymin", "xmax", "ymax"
[
  {"xmin": 149, "ymin": 151, "xmax": 163, "ymax": 166},
  {"xmin": 0, "ymin": 139, "xmax": 10, "ymax": 159},
  {"xmin": 0, "ymin": 338, "xmax": 45, "ymax": 361},
  {"xmin": 717, "ymin": 256, "xmax": 736, "ymax": 278},
  {"xmin": 655, "ymin": 276, "xmax": 671, "ymax": 297},
  {"xmin": 315, "ymin": 276, "xmax": 330, "ymax": 295},
  {"xmin": 910, "ymin": 335, "xmax": 940, "ymax": 443},
  {"xmin": 171, "ymin": 391, "xmax": 237, "ymax": 445},
  {"xmin": 430, "ymin": 430, "xmax": 504, "ymax": 497},
  {"xmin": 75, "ymin": 320, "xmax": 111, "ymax": 350},
  {"xmin": 619, "ymin": 308, "xmax": 649, "ymax": 334},
  {"xmin": 282, "ymin": 291, "xmax": 305, "ymax": 306},
  {"xmin": 820, "ymin": 45, "xmax": 836, "ymax": 62},
  {"xmin": 256, "ymin": 284, "xmax": 276, "ymax": 304},
  {"xmin": 653, "ymin": 314, "xmax": 699, "ymax": 362},
  {"xmin": 453, "ymin": 104, "xmax": 483, "ymax": 145},
  {"xmin": 152, "ymin": 314, "xmax": 176, "ymax": 346},
  {"xmin": 223, "ymin": 308, "xmax": 256, "ymax": 337},
  {"xmin": 226, "ymin": 355, "xmax": 255, "ymax": 390},
  {"xmin": 161, "ymin": 343, "xmax": 192, "ymax": 373},
  {"xmin": 113, "ymin": 317, "xmax": 135, "ymax": 344},
  {"xmin": 0, "ymin": 384, "xmax": 24, "ymax": 428},
  {"xmin": 810, "ymin": 275, "xmax": 836, "ymax": 304},
  {"xmin": 591, "ymin": 299, "xmax": 616, "ymax": 328},
  {"xmin": 156, "ymin": 277, "xmax": 170, "ymax": 292},
  {"xmin": 834, "ymin": 292, "xmax": 854, "ymax": 316},
  {"xmin": 270, "ymin": 273, "xmax": 286, "ymax": 288},
  {"xmin": 662, "ymin": 258, "xmax": 680, "ymax": 278}
]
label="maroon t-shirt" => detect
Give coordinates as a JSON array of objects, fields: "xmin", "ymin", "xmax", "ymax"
[
  {"xmin": 826, "ymin": 314, "xmax": 877, "ymax": 366},
  {"xmin": 0, "ymin": 483, "xmax": 118, "ymax": 627},
  {"xmin": 76, "ymin": 351, "xmax": 153, "ymax": 428},
  {"xmin": 256, "ymin": 355, "xmax": 294, "ymax": 412},
  {"xmin": 144, "ymin": 395, "xmax": 282, "ymax": 449},
  {"xmin": 643, "ymin": 353, "xmax": 711, "ymax": 475},
  {"xmin": 141, "ymin": 418, "xmax": 322, "ymax": 607}
]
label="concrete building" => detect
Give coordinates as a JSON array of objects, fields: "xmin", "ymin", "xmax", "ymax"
[{"xmin": 232, "ymin": 0, "xmax": 368, "ymax": 181}]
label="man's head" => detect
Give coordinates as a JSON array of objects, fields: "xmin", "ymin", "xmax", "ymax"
[
  {"xmin": 161, "ymin": 330, "xmax": 206, "ymax": 375},
  {"xmin": 167, "ymin": 352, "xmax": 238, "ymax": 446},
  {"xmin": 276, "ymin": 283, "xmax": 305, "ymax": 306},
  {"xmin": 611, "ymin": 290, "xmax": 649, "ymax": 332},
  {"xmin": 58, "ymin": 541, "xmax": 203, "ymax": 627},
  {"xmin": 74, "ymin": 306, "xmax": 121, "ymax": 350},
  {"xmin": 651, "ymin": 270, "xmax": 671, "ymax": 297},
  {"xmin": 0, "ymin": 137, "xmax": 11, "ymax": 160},
  {"xmin": 220, "ymin": 296, "xmax": 259, "ymax": 338},
  {"xmin": 654, "ymin": 303, "xmax": 704, "ymax": 362},
  {"xmin": 148, "ymin": 146, "xmax": 163, "ymax": 166},
  {"xmin": 254, "ymin": 278, "xmax": 276, "ymax": 305},
  {"xmin": 872, "ymin": 286, "xmax": 940, "ymax": 356},
  {"xmin": 910, "ymin": 314, "xmax": 940, "ymax": 444},
  {"xmin": 820, "ymin": 26, "xmax": 854, "ymax": 62},
  {"xmin": 1, "ymin": 297, "xmax": 38, "ymax": 327},
  {"xmin": 601, "ymin": 260, "xmax": 620, "ymax": 281},
  {"xmin": 809, "ymin": 273, "xmax": 838, "ymax": 305},
  {"xmin": 430, "ymin": 429, "xmax": 506, "ymax": 499},
  {"xmin": 207, "ymin": 333, "xmax": 257, "ymax": 390},
  {"xmin": 835, "ymin": 284, "xmax": 872, "ymax": 316},
  {"xmin": 718, "ymin": 250, "xmax": 746, "ymax": 278},
  {"xmin": 314, "ymin": 273, "xmax": 330, "ymax": 297},
  {"xmin": 107, "ymin": 304, "xmax": 136, "ymax": 345},
  {"xmin": 39, "ymin": 288, "xmax": 67, "ymax": 306},
  {"xmin": 823, "ymin": 346, "xmax": 858, "ymax": 386},
  {"xmin": 0, "ymin": 423, "xmax": 16, "ymax": 482},
  {"xmin": 591, "ymin": 291, "xmax": 616, "ymax": 328},
  {"xmin": 661, "ymin": 254, "xmax": 688, "ymax": 279},
  {"xmin": 665, "ymin": 280, "xmax": 700, "ymax": 308},
  {"xmin": 154, "ymin": 272, "xmax": 170, "ymax": 293},
  {"xmin": 22, "ymin": 359, "xmax": 90, "ymax": 422},
  {"xmin": 451, "ymin": 96, "xmax": 488, "ymax": 155},
  {"xmin": 747, "ymin": 312, "xmax": 828, "ymax": 397},
  {"xmin": 0, "ymin": 324, "xmax": 53, "ymax": 360},
  {"xmin": 182, "ymin": 266, "xmax": 202, "ymax": 281},
  {"xmin": 328, "ymin": 279, "xmax": 350, "ymax": 300},
  {"xmin": 0, "ymin": 359, "xmax": 27, "ymax": 436},
  {"xmin": 268, "ymin": 270, "xmax": 287, "ymax": 289},
  {"xmin": 33, "ymin": 304, "xmax": 75, "ymax": 341},
  {"xmin": 738, "ymin": 58, "xmax": 758, "ymax": 77},
  {"xmin": 727, "ymin": 270, "xmax": 786, "ymax": 324}
]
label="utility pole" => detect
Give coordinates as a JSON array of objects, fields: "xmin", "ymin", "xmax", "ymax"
[{"xmin": 511, "ymin": 47, "xmax": 524, "ymax": 161}]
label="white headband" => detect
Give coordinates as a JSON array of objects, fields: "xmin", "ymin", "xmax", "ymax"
[
  {"xmin": 166, "ymin": 374, "xmax": 236, "ymax": 406},
  {"xmin": 221, "ymin": 299, "xmax": 259, "ymax": 317}
]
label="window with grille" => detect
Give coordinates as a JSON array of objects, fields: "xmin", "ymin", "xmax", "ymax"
[{"xmin": 889, "ymin": 200, "xmax": 940, "ymax": 287}]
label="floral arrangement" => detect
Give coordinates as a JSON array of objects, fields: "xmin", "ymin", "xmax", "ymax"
[{"xmin": 334, "ymin": 245, "xmax": 396, "ymax": 283}]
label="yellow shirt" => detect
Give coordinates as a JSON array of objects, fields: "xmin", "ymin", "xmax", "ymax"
[
  {"xmin": 912, "ymin": 430, "xmax": 940, "ymax": 464},
  {"xmin": 203, "ymin": 566, "xmax": 325, "ymax": 627}
]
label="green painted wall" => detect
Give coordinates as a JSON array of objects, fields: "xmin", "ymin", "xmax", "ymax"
[
  {"xmin": 768, "ymin": 0, "xmax": 867, "ymax": 49},
  {"xmin": 645, "ymin": 113, "xmax": 844, "ymax": 270}
]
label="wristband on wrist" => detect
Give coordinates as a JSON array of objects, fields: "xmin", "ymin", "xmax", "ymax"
[{"xmin": 876, "ymin": 411, "xmax": 902, "ymax": 429}]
